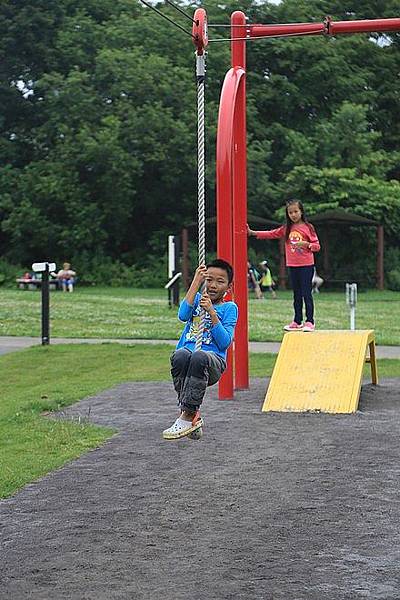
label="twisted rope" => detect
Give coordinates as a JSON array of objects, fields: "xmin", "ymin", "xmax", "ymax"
[
  {"xmin": 195, "ymin": 55, "xmax": 206, "ymax": 352},
  {"xmin": 197, "ymin": 77, "xmax": 206, "ymax": 266}
]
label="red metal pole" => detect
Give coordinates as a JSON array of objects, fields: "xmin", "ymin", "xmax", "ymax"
[
  {"xmin": 328, "ymin": 18, "xmax": 400, "ymax": 35},
  {"xmin": 216, "ymin": 112, "xmax": 234, "ymax": 399},
  {"xmin": 231, "ymin": 10, "xmax": 249, "ymax": 390},
  {"xmin": 216, "ymin": 20, "xmax": 247, "ymax": 398},
  {"xmin": 214, "ymin": 11, "xmax": 400, "ymax": 399},
  {"xmin": 249, "ymin": 17, "xmax": 400, "ymax": 39},
  {"xmin": 250, "ymin": 22, "xmax": 325, "ymax": 37},
  {"xmin": 216, "ymin": 75, "xmax": 235, "ymax": 400}
]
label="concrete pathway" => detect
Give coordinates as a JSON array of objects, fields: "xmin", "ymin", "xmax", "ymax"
[{"xmin": 0, "ymin": 335, "xmax": 399, "ymax": 358}]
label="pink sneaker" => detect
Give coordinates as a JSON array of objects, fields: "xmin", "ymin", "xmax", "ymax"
[
  {"xmin": 283, "ymin": 321, "xmax": 303, "ymax": 331},
  {"xmin": 303, "ymin": 322, "xmax": 315, "ymax": 332}
]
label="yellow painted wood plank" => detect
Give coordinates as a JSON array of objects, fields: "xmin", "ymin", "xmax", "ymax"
[{"xmin": 262, "ymin": 330, "xmax": 376, "ymax": 414}]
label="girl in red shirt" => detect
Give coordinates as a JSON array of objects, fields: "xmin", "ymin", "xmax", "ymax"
[{"xmin": 248, "ymin": 200, "xmax": 320, "ymax": 331}]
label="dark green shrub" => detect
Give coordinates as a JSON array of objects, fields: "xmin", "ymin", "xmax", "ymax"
[
  {"xmin": 0, "ymin": 260, "xmax": 24, "ymax": 288},
  {"xmin": 386, "ymin": 270, "xmax": 400, "ymax": 292},
  {"xmin": 72, "ymin": 254, "xmax": 169, "ymax": 288}
]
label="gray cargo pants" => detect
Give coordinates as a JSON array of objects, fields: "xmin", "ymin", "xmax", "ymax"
[{"xmin": 170, "ymin": 348, "xmax": 226, "ymax": 413}]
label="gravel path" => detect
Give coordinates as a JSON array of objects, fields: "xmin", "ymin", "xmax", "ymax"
[{"xmin": 1, "ymin": 378, "xmax": 400, "ymax": 599}]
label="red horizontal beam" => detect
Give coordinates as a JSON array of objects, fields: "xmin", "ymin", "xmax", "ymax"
[
  {"xmin": 249, "ymin": 23, "xmax": 324, "ymax": 38},
  {"xmin": 249, "ymin": 17, "xmax": 400, "ymax": 38},
  {"xmin": 328, "ymin": 18, "xmax": 400, "ymax": 35}
]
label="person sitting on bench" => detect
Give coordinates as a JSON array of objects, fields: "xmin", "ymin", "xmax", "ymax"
[{"xmin": 56, "ymin": 262, "xmax": 77, "ymax": 293}]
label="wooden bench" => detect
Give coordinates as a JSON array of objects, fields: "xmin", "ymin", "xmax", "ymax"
[{"xmin": 16, "ymin": 278, "xmax": 60, "ymax": 291}]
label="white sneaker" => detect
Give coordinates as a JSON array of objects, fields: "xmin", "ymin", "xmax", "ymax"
[{"xmin": 163, "ymin": 412, "xmax": 203, "ymax": 440}]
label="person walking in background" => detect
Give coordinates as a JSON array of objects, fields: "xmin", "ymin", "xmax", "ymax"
[
  {"xmin": 56, "ymin": 262, "xmax": 77, "ymax": 293},
  {"xmin": 247, "ymin": 261, "xmax": 263, "ymax": 299},
  {"xmin": 247, "ymin": 199, "xmax": 320, "ymax": 331},
  {"xmin": 258, "ymin": 260, "xmax": 277, "ymax": 299},
  {"xmin": 312, "ymin": 268, "xmax": 324, "ymax": 294}
]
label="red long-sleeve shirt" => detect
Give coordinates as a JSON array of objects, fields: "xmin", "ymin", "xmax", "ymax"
[{"xmin": 254, "ymin": 223, "xmax": 320, "ymax": 267}]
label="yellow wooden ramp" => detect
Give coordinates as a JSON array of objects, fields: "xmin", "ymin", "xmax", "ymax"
[{"xmin": 263, "ymin": 330, "xmax": 378, "ymax": 414}]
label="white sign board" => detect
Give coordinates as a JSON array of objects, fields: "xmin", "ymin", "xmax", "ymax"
[
  {"xmin": 168, "ymin": 236, "xmax": 175, "ymax": 278},
  {"xmin": 164, "ymin": 272, "xmax": 182, "ymax": 289},
  {"xmin": 32, "ymin": 262, "xmax": 56, "ymax": 273}
]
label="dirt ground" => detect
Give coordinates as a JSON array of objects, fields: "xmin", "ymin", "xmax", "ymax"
[{"xmin": 1, "ymin": 377, "xmax": 400, "ymax": 600}]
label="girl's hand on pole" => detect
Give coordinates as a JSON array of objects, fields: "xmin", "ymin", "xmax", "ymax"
[{"xmin": 246, "ymin": 224, "xmax": 254, "ymax": 237}]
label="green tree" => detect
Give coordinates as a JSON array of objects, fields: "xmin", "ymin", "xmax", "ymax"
[{"xmin": 0, "ymin": 0, "xmax": 399, "ymax": 280}]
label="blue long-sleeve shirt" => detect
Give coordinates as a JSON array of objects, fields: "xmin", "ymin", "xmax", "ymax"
[{"xmin": 176, "ymin": 293, "xmax": 238, "ymax": 360}]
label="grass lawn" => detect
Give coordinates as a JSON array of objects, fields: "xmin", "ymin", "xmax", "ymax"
[
  {"xmin": 0, "ymin": 343, "xmax": 173, "ymax": 500},
  {"xmin": 0, "ymin": 287, "xmax": 399, "ymax": 345},
  {"xmin": 1, "ymin": 343, "xmax": 399, "ymax": 499}
]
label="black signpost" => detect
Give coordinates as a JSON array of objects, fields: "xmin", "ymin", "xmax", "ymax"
[
  {"xmin": 32, "ymin": 261, "xmax": 56, "ymax": 345},
  {"xmin": 42, "ymin": 263, "xmax": 50, "ymax": 345}
]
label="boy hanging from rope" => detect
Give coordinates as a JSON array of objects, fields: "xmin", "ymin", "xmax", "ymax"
[{"xmin": 163, "ymin": 259, "xmax": 238, "ymax": 440}]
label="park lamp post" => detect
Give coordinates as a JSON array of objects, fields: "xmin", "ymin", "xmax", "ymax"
[{"xmin": 32, "ymin": 261, "xmax": 56, "ymax": 345}]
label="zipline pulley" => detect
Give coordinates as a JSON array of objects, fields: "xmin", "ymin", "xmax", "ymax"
[{"xmin": 192, "ymin": 8, "xmax": 208, "ymax": 55}]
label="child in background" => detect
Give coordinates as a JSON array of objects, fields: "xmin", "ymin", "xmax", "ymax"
[
  {"xmin": 56, "ymin": 262, "xmax": 77, "ymax": 292},
  {"xmin": 258, "ymin": 261, "xmax": 277, "ymax": 299},
  {"xmin": 248, "ymin": 199, "xmax": 320, "ymax": 331},
  {"xmin": 247, "ymin": 261, "xmax": 263, "ymax": 299},
  {"xmin": 312, "ymin": 268, "xmax": 324, "ymax": 294},
  {"xmin": 163, "ymin": 259, "xmax": 238, "ymax": 440}
]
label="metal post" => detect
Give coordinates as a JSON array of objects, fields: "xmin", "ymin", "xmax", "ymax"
[
  {"xmin": 172, "ymin": 235, "xmax": 180, "ymax": 307},
  {"xmin": 41, "ymin": 263, "xmax": 50, "ymax": 345},
  {"xmin": 346, "ymin": 283, "xmax": 357, "ymax": 331},
  {"xmin": 231, "ymin": 10, "xmax": 249, "ymax": 391},
  {"xmin": 181, "ymin": 227, "xmax": 189, "ymax": 290},
  {"xmin": 216, "ymin": 10, "xmax": 248, "ymax": 398},
  {"xmin": 350, "ymin": 302, "xmax": 355, "ymax": 331}
]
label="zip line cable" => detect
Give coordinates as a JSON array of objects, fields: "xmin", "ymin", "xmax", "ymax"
[
  {"xmin": 138, "ymin": 2, "xmax": 325, "ymax": 44},
  {"xmin": 163, "ymin": 0, "xmax": 196, "ymax": 24},
  {"xmin": 138, "ymin": 0, "xmax": 194, "ymax": 38}
]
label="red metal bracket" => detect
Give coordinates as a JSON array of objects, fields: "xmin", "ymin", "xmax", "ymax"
[{"xmin": 192, "ymin": 8, "xmax": 208, "ymax": 55}]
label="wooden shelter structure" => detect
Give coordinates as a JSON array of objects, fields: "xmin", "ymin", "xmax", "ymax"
[
  {"xmin": 182, "ymin": 208, "xmax": 384, "ymax": 291},
  {"xmin": 310, "ymin": 209, "xmax": 384, "ymax": 290},
  {"xmin": 181, "ymin": 213, "xmax": 280, "ymax": 290}
]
